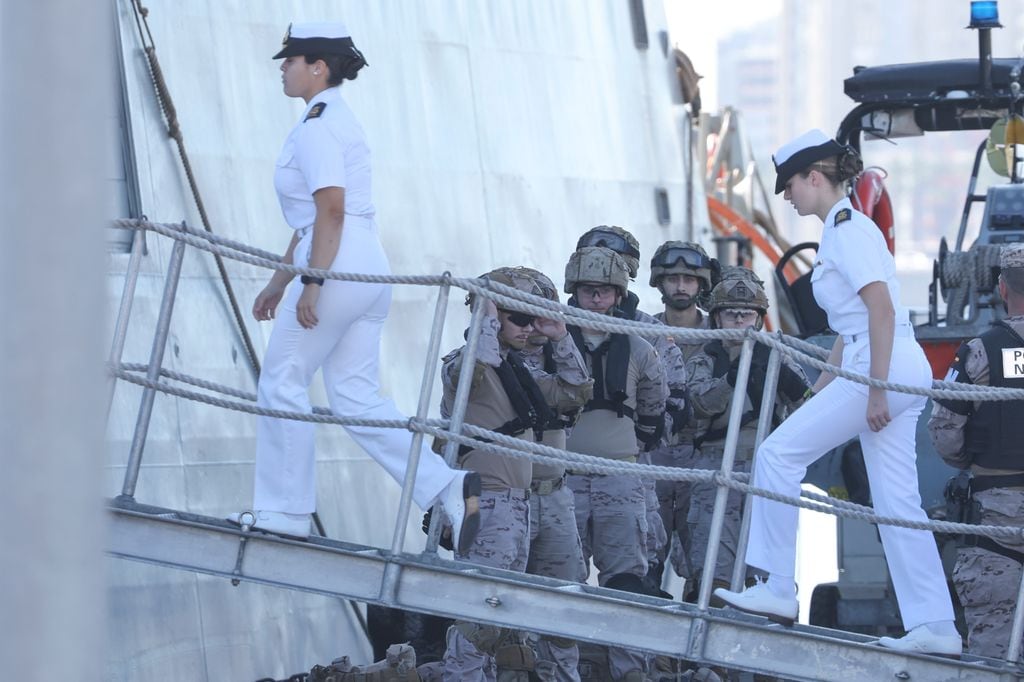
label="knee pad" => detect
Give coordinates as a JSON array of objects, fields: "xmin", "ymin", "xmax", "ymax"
[
  {"xmin": 495, "ymin": 643, "xmax": 536, "ymax": 670},
  {"xmin": 543, "ymin": 635, "xmax": 576, "ymax": 649},
  {"xmin": 604, "ymin": 572, "xmax": 647, "ymax": 595},
  {"xmin": 453, "ymin": 621, "xmax": 505, "ymax": 656}
]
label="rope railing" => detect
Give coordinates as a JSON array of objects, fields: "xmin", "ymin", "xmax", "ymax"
[
  {"xmin": 114, "ymin": 217, "xmax": 1024, "ymax": 402},
  {"xmin": 110, "ymin": 362, "xmax": 1024, "ymax": 544}
]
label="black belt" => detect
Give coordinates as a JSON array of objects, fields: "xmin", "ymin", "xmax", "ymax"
[
  {"xmin": 964, "ymin": 535, "xmax": 1024, "ymax": 565},
  {"xmin": 971, "ymin": 472, "xmax": 1024, "ymax": 494}
]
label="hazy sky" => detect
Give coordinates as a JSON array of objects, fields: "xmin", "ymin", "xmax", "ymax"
[{"xmin": 664, "ymin": 0, "xmax": 782, "ymax": 110}]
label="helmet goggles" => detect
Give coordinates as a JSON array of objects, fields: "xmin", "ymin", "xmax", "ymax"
[
  {"xmin": 576, "ymin": 231, "xmax": 641, "ymax": 260},
  {"xmin": 651, "ymin": 246, "xmax": 710, "ymax": 271}
]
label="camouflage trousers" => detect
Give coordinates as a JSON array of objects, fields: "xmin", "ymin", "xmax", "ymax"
[
  {"xmin": 639, "ymin": 451, "xmax": 668, "ymax": 568},
  {"xmin": 568, "ymin": 471, "xmax": 648, "ymax": 679},
  {"xmin": 953, "ymin": 488, "xmax": 1024, "ymax": 659},
  {"xmin": 687, "ymin": 450, "xmax": 755, "ymax": 588},
  {"xmin": 650, "ymin": 441, "xmax": 700, "ymax": 580},
  {"xmin": 445, "ymin": 489, "xmax": 530, "ymax": 682},
  {"xmin": 528, "ymin": 480, "xmax": 585, "ymax": 682}
]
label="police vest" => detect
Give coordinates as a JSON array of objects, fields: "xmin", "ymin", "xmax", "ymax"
[{"xmin": 939, "ymin": 322, "xmax": 1024, "ymax": 469}]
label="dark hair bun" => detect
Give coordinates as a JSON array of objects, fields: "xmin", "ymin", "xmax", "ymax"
[{"xmin": 838, "ymin": 146, "xmax": 864, "ymax": 182}]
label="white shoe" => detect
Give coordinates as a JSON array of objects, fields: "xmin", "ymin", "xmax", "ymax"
[
  {"xmin": 226, "ymin": 510, "xmax": 311, "ymax": 540},
  {"xmin": 713, "ymin": 582, "xmax": 799, "ymax": 626},
  {"xmin": 876, "ymin": 625, "xmax": 962, "ymax": 658},
  {"xmin": 440, "ymin": 471, "xmax": 481, "ymax": 555}
]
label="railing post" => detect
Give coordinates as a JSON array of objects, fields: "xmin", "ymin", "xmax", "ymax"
[
  {"xmin": 119, "ymin": 226, "xmax": 187, "ymax": 498},
  {"xmin": 424, "ymin": 291, "xmax": 487, "ymax": 553},
  {"xmin": 385, "ymin": 277, "xmax": 452, "ymax": 556},
  {"xmin": 695, "ymin": 334, "xmax": 755, "ymax": 613},
  {"xmin": 106, "ymin": 226, "xmax": 146, "ymax": 422},
  {"xmin": 731, "ymin": 340, "xmax": 782, "ymax": 591},
  {"xmin": 1006, "ymin": 558, "xmax": 1024, "ymax": 663}
]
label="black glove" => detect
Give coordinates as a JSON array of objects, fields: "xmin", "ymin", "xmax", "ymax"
[
  {"xmin": 422, "ymin": 507, "xmax": 454, "ymax": 551},
  {"xmin": 727, "ymin": 343, "xmax": 772, "ymax": 388},
  {"xmin": 778, "ymin": 364, "xmax": 810, "ymax": 403}
]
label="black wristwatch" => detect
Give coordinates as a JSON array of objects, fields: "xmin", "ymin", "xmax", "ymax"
[{"xmin": 300, "ymin": 275, "xmax": 325, "ymax": 286}]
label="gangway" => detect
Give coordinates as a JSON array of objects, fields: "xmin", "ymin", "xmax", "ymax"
[{"xmin": 107, "ymin": 218, "xmax": 1024, "ymax": 682}]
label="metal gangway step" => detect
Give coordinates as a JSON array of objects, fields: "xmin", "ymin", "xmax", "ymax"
[
  {"xmin": 106, "ymin": 220, "xmax": 1024, "ymax": 682},
  {"xmin": 108, "ymin": 496, "xmax": 1018, "ymax": 682}
]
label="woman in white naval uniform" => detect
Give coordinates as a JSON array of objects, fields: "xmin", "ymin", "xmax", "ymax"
[
  {"xmin": 713, "ymin": 130, "xmax": 960, "ymax": 656},
  {"xmin": 230, "ymin": 23, "xmax": 480, "ymax": 549}
]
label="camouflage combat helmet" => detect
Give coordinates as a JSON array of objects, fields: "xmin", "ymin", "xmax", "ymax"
[
  {"xmin": 717, "ymin": 265, "xmax": 765, "ymax": 286},
  {"xmin": 576, "ymin": 225, "xmax": 641, "ymax": 279},
  {"xmin": 564, "ymin": 246, "xmax": 630, "ymax": 295},
  {"xmin": 649, "ymin": 241, "xmax": 714, "ymax": 290},
  {"xmin": 467, "ymin": 266, "xmax": 546, "ymax": 306},
  {"xmin": 514, "ymin": 267, "xmax": 560, "ymax": 303},
  {"xmin": 706, "ymin": 266, "xmax": 769, "ymax": 321}
]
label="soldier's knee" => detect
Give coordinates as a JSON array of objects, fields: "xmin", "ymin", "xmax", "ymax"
[
  {"xmin": 452, "ymin": 621, "xmax": 505, "ymax": 656},
  {"xmin": 543, "ymin": 635, "xmax": 576, "ymax": 649},
  {"xmin": 605, "ymin": 572, "xmax": 647, "ymax": 595},
  {"xmin": 494, "ymin": 643, "xmax": 535, "ymax": 682}
]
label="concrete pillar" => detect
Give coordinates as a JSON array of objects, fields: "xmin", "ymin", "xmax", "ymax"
[{"xmin": 0, "ymin": 2, "xmax": 112, "ymax": 679}]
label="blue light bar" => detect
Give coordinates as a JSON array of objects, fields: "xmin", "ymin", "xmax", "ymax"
[{"xmin": 969, "ymin": 0, "xmax": 1002, "ymax": 28}]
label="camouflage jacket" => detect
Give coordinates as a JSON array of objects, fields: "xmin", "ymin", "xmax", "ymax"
[{"xmin": 686, "ymin": 340, "xmax": 808, "ymax": 457}]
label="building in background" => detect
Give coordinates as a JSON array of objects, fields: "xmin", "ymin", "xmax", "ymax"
[{"xmin": 712, "ymin": 0, "xmax": 1024, "ymax": 306}]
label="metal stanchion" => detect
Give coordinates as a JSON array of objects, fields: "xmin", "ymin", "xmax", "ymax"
[
  {"xmin": 378, "ymin": 279, "xmax": 453, "ymax": 602},
  {"xmin": 105, "ymin": 227, "xmax": 146, "ymax": 422},
  {"xmin": 730, "ymin": 342, "xmax": 781, "ymax": 591},
  {"xmin": 696, "ymin": 335, "xmax": 755, "ymax": 611},
  {"xmin": 120, "ymin": 226, "xmax": 187, "ymax": 498},
  {"xmin": 424, "ymin": 292, "xmax": 487, "ymax": 553}
]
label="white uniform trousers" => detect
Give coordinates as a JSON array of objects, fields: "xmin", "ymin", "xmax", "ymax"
[
  {"xmin": 746, "ymin": 336, "xmax": 954, "ymax": 630},
  {"xmin": 253, "ymin": 217, "xmax": 458, "ymax": 514}
]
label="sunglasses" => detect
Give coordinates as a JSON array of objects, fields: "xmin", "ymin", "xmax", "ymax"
[
  {"xmin": 651, "ymin": 247, "xmax": 710, "ymax": 270},
  {"xmin": 576, "ymin": 284, "xmax": 618, "ymax": 299},
  {"xmin": 576, "ymin": 231, "xmax": 641, "ymax": 260},
  {"xmin": 502, "ymin": 310, "xmax": 537, "ymax": 327},
  {"xmin": 718, "ymin": 308, "xmax": 759, "ymax": 323}
]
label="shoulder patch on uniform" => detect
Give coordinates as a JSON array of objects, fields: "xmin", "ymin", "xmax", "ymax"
[
  {"xmin": 834, "ymin": 208, "xmax": 852, "ymax": 225},
  {"xmin": 304, "ymin": 102, "xmax": 327, "ymax": 121}
]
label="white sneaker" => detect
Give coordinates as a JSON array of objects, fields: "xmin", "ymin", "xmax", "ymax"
[
  {"xmin": 713, "ymin": 582, "xmax": 799, "ymax": 626},
  {"xmin": 226, "ymin": 510, "xmax": 311, "ymax": 540},
  {"xmin": 876, "ymin": 625, "xmax": 962, "ymax": 658},
  {"xmin": 440, "ymin": 471, "xmax": 481, "ymax": 555}
]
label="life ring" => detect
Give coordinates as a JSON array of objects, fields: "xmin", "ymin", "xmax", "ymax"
[{"xmin": 850, "ymin": 169, "xmax": 895, "ymax": 254}]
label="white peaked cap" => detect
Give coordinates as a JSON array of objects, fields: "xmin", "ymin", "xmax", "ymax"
[{"xmin": 772, "ymin": 129, "xmax": 844, "ymax": 194}]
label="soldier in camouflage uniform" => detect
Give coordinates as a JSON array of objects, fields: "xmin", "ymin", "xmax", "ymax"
[
  {"xmin": 514, "ymin": 268, "xmax": 589, "ymax": 682},
  {"xmin": 564, "ymin": 246, "xmax": 668, "ymax": 681},
  {"xmin": 647, "ymin": 241, "xmax": 719, "ymax": 593},
  {"xmin": 928, "ymin": 243, "xmax": 1024, "ymax": 659},
  {"xmin": 439, "ymin": 267, "xmax": 592, "ymax": 681},
  {"xmin": 576, "ymin": 226, "xmax": 688, "ymax": 585},
  {"xmin": 685, "ymin": 269, "xmax": 809, "ymax": 602}
]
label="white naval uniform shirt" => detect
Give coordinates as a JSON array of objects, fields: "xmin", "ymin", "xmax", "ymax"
[
  {"xmin": 273, "ymin": 85, "xmax": 375, "ymax": 230},
  {"xmin": 810, "ymin": 197, "xmax": 910, "ymax": 337}
]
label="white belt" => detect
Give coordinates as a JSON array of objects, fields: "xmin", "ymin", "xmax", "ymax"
[
  {"xmin": 296, "ymin": 214, "xmax": 375, "ymax": 240},
  {"xmin": 842, "ymin": 324, "xmax": 913, "ymax": 345}
]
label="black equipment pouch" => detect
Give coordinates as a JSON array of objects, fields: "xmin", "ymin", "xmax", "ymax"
[{"xmin": 943, "ymin": 470, "xmax": 974, "ymax": 525}]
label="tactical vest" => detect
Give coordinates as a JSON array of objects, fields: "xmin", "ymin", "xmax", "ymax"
[
  {"xmin": 693, "ymin": 340, "xmax": 771, "ymax": 448},
  {"xmin": 568, "ymin": 325, "xmax": 634, "ymax": 420},
  {"xmin": 962, "ymin": 322, "xmax": 1024, "ymax": 469},
  {"xmin": 493, "ymin": 350, "xmax": 557, "ymax": 442}
]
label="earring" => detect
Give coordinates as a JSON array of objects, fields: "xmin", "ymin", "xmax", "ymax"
[{"xmin": 314, "ymin": 70, "xmax": 320, "ymax": 75}]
